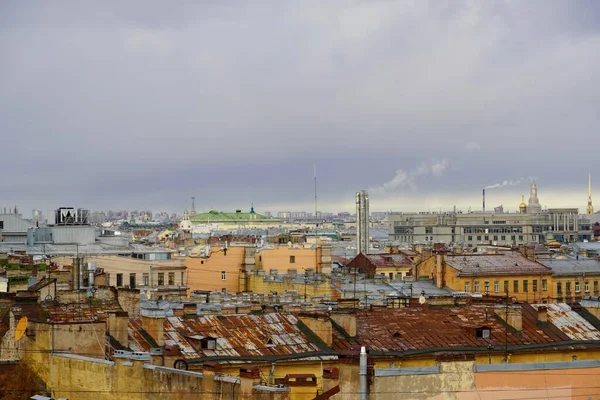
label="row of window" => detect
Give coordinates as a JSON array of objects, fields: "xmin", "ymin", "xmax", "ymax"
[
  {"xmin": 108, "ymin": 272, "xmax": 182, "ymax": 288},
  {"xmin": 464, "ymin": 279, "xmax": 548, "ymax": 294},
  {"xmin": 466, "ymin": 235, "xmax": 525, "ymax": 242},
  {"xmin": 556, "ymin": 280, "xmax": 599, "ymax": 294}
]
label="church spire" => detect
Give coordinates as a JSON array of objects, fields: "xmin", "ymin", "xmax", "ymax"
[{"xmin": 587, "ymin": 173, "xmax": 594, "ymax": 217}]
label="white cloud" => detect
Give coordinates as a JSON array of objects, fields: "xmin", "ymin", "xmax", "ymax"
[
  {"xmin": 372, "ymin": 159, "xmax": 449, "ymax": 193},
  {"xmin": 466, "ymin": 142, "xmax": 481, "ymax": 151}
]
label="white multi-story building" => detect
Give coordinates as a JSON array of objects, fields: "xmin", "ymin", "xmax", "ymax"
[{"xmin": 389, "ymin": 182, "xmax": 593, "ymax": 246}]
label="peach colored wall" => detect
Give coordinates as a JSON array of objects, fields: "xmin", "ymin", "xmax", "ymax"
[
  {"xmin": 186, "ymin": 246, "xmax": 245, "ymax": 293},
  {"xmin": 474, "ymin": 366, "xmax": 600, "ymax": 400}
]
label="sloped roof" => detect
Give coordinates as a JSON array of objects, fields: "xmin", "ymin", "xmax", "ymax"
[
  {"xmin": 131, "ymin": 313, "xmax": 335, "ymax": 362},
  {"xmin": 363, "ymin": 254, "xmax": 413, "ymax": 267},
  {"xmin": 531, "ymin": 303, "xmax": 600, "ymax": 340},
  {"xmin": 338, "ymin": 303, "xmax": 600, "ymax": 355},
  {"xmin": 446, "ymin": 253, "xmax": 551, "ymax": 276},
  {"xmin": 538, "ymin": 258, "xmax": 600, "ymax": 276}
]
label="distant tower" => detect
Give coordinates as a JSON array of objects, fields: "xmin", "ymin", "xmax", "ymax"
[
  {"xmin": 519, "ymin": 195, "xmax": 527, "ymax": 214},
  {"xmin": 527, "ymin": 181, "xmax": 542, "ymax": 213},
  {"xmin": 587, "ymin": 174, "xmax": 594, "ymax": 217},
  {"xmin": 356, "ymin": 190, "xmax": 370, "ymax": 255},
  {"xmin": 191, "ymin": 197, "xmax": 196, "ymax": 215}
]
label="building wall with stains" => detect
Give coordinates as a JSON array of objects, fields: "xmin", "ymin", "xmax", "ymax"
[
  {"xmin": 255, "ymin": 246, "xmax": 330, "ymax": 274},
  {"xmin": 186, "ymin": 246, "xmax": 245, "ymax": 293},
  {"xmin": 340, "ymin": 359, "xmax": 600, "ymax": 400}
]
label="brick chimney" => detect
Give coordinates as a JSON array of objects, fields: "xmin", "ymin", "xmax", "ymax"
[
  {"xmin": 537, "ymin": 306, "xmax": 548, "ymax": 324},
  {"xmin": 494, "ymin": 305, "xmax": 522, "ymax": 332}
]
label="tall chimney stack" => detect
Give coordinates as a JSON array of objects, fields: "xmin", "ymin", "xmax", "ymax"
[{"xmin": 482, "ymin": 189, "xmax": 486, "ymax": 213}]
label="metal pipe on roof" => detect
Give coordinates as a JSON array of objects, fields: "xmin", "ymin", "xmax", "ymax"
[{"xmin": 359, "ymin": 346, "xmax": 368, "ymax": 400}]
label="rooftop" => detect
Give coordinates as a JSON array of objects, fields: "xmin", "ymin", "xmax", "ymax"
[
  {"xmin": 131, "ymin": 313, "xmax": 335, "ymax": 362},
  {"xmin": 537, "ymin": 258, "xmax": 600, "ymax": 276},
  {"xmin": 446, "ymin": 253, "xmax": 551, "ymax": 276},
  {"xmin": 333, "ymin": 303, "xmax": 600, "ymax": 356},
  {"xmin": 363, "ymin": 254, "xmax": 413, "ymax": 268}
]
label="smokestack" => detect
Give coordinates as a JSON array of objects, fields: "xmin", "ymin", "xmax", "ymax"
[{"xmin": 482, "ymin": 189, "xmax": 486, "ymax": 213}]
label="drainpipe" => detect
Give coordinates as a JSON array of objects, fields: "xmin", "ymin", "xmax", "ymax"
[
  {"xmin": 359, "ymin": 346, "xmax": 368, "ymax": 400},
  {"xmin": 269, "ymin": 362, "xmax": 276, "ymax": 385}
]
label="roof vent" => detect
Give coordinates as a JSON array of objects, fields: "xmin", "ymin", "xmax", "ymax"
[{"xmin": 392, "ymin": 331, "xmax": 401, "ymax": 338}]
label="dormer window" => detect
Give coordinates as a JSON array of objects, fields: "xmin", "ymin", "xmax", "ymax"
[
  {"xmin": 476, "ymin": 327, "xmax": 491, "ymax": 339},
  {"xmin": 200, "ymin": 337, "xmax": 217, "ymax": 350},
  {"xmin": 266, "ymin": 337, "xmax": 275, "ymax": 347}
]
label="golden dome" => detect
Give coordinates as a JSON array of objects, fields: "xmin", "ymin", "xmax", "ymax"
[{"xmin": 519, "ymin": 195, "xmax": 527, "ymax": 209}]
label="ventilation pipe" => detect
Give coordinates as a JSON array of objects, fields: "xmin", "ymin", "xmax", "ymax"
[{"xmin": 359, "ymin": 346, "xmax": 368, "ymax": 400}]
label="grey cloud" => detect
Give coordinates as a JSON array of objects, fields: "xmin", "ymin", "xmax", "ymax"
[{"xmin": 0, "ymin": 1, "xmax": 598, "ymax": 213}]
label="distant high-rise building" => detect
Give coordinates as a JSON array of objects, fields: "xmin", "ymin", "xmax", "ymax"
[
  {"xmin": 587, "ymin": 174, "xmax": 594, "ymax": 217},
  {"xmin": 356, "ymin": 190, "xmax": 369, "ymax": 255}
]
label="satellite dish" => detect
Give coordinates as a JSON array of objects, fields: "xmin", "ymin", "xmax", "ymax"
[
  {"xmin": 14, "ymin": 316, "xmax": 28, "ymax": 341},
  {"xmin": 418, "ymin": 296, "xmax": 426, "ymax": 305}
]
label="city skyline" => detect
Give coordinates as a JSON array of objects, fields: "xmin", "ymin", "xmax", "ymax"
[{"xmin": 1, "ymin": 2, "xmax": 599, "ymax": 214}]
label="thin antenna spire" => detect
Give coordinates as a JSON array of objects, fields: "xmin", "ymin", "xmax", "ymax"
[{"xmin": 314, "ymin": 164, "xmax": 319, "ymax": 273}]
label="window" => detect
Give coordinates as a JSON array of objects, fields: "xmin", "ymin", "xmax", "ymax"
[
  {"xmin": 513, "ymin": 280, "xmax": 519, "ymax": 293},
  {"xmin": 504, "ymin": 280, "xmax": 509, "ymax": 293},
  {"xmin": 484, "ymin": 236, "xmax": 489, "ymax": 241},
  {"xmin": 585, "ymin": 281, "xmax": 590, "ymax": 293},
  {"xmin": 468, "ymin": 236, "xmax": 473, "ymax": 241},
  {"xmin": 168, "ymin": 272, "xmax": 175, "ymax": 285},
  {"xmin": 221, "ymin": 271, "xmax": 227, "ymax": 281},
  {"xmin": 464, "ymin": 283, "xmax": 470, "ymax": 293},
  {"xmin": 533, "ymin": 280, "xmax": 538, "ymax": 293},
  {"xmin": 501, "ymin": 235, "xmax": 506, "ymax": 241},
  {"xmin": 106, "ymin": 273, "xmax": 110, "ymax": 286},
  {"xmin": 181, "ymin": 272, "xmax": 185, "ymax": 286},
  {"xmin": 595, "ymin": 281, "xmax": 599, "ymax": 293},
  {"xmin": 474, "ymin": 282, "xmax": 480, "ymax": 293},
  {"xmin": 519, "ymin": 235, "xmax": 524, "ymax": 241},
  {"xmin": 523, "ymin": 280, "xmax": 528, "ymax": 293},
  {"xmin": 289, "ymin": 255, "xmax": 295, "ymax": 263},
  {"xmin": 557, "ymin": 282, "xmax": 562, "ymax": 294},
  {"xmin": 575, "ymin": 281, "xmax": 580, "ymax": 293},
  {"xmin": 129, "ymin": 273, "xmax": 136, "ymax": 289},
  {"xmin": 116, "ymin": 273, "xmax": 123, "ymax": 287},
  {"xmin": 477, "ymin": 236, "xmax": 482, "ymax": 241},
  {"xmin": 484, "ymin": 281, "xmax": 490, "ymax": 293},
  {"xmin": 158, "ymin": 273, "xmax": 164, "ymax": 286},
  {"xmin": 142, "ymin": 273, "xmax": 149, "ymax": 286},
  {"xmin": 425, "ymin": 227, "xmax": 433, "ymax": 234},
  {"xmin": 566, "ymin": 281, "xmax": 571, "ymax": 293},
  {"xmin": 493, "ymin": 235, "xmax": 498, "ymax": 240},
  {"xmin": 476, "ymin": 328, "xmax": 491, "ymax": 339},
  {"xmin": 542, "ymin": 279, "xmax": 548, "ymax": 291},
  {"xmin": 494, "ymin": 281, "xmax": 499, "ymax": 293},
  {"xmin": 511, "ymin": 235, "xmax": 516, "ymax": 241}
]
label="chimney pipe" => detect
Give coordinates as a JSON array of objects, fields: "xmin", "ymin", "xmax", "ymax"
[
  {"xmin": 482, "ymin": 189, "xmax": 486, "ymax": 214},
  {"xmin": 359, "ymin": 346, "xmax": 368, "ymax": 400}
]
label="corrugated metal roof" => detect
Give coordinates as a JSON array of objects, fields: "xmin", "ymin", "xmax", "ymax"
[
  {"xmin": 538, "ymin": 258, "xmax": 600, "ymax": 275},
  {"xmin": 531, "ymin": 303, "xmax": 600, "ymax": 341},
  {"xmin": 342, "ymin": 303, "xmax": 599, "ymax": 354},
  {"xmin": 130, "ymin": 313, "xmax": 331, "ymax": 361},
  {"xmin": 447, "ymin": 253, "xmax": 551, "ymax": 276},
  {"xmin": 364, "ymin": 254, "xmax": 413, "ymax": 267}
]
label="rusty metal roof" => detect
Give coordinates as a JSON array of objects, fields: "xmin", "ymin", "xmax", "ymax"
[
  {"xmin": 446, "ymin": 253, "xmax": 551, "ymax": 276},
  {"xmin": 364, "ymin": 254, "xmax": 413, "ymax": 268},
  {"xmin": 531, "ymin": 303, "xmax": 600, "ymax": 341},
  {"xmin": 130, "ymin": 313, "xmax": 334, "ymax": 361},
  {"xmin": 342, "ymin": 303, "xmax": 600, "ymax": 355}
]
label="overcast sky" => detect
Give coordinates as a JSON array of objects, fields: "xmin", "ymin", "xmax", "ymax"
[{"xmin": 1, "ymin": 1, "xmax": 598, "ymax": 216}]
